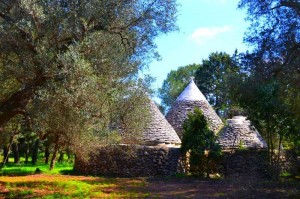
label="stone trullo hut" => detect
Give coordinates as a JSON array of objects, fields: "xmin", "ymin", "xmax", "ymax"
[
  {"xmin": 143, "ymin": 100, "xmax": 181, "ymax": 145},
  {"xmin": 166, "ymin": 78, "xmax": 224, "ymax": 138},
  {"xmin": 217, "ymin": 116, "xmax": 267, "ymax": 149}
]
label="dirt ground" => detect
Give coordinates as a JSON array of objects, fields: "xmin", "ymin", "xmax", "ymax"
[
  {"xmin": 0, "ymin": 175, "xmax": 299, "ymax": 198},
  {"xmin": 139, "ymin": 176, "xmax": 300, "ymax": 199}
]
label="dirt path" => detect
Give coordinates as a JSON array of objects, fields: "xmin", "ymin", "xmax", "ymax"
[
  {"xmin": 143, "ymin": 179, "xmax": 233, "ymax": 198},
  {"xmin": 138, "ymin": 177, "xmax": 299, "ymax": 199},
  {"xmin": 0, "ymin": 182, "xmax": 9, "ymax": 199}
]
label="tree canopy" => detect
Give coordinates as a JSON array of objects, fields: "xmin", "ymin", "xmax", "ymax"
[
  {"xmin": 237, "ymin": 0, "xmax": 300, "ymax": 146},
  {"xmin": 0, "ymin": 0, "xmax": 178, "ymax": 128},
  {"xmin": 195, "ymin": 52, "xmax": 241, "ymax": 117},
  {"xmin": 238, "ymin": 0, "xmax": 300, "ymax": 88},
  {"xmin": 0, "ymin": 0, "xmax": 178, "ymax": 169}
]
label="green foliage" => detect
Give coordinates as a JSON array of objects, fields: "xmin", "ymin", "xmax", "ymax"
[
  {"xmin": 158, "ymin": 64, "xmax": 200, "ymax": 112},
  {"xmin": 195, "ymin": 51, "xmax": 242, "ymax": 117},
  {"xmin": 181, "ymin": 108, "xmax": 221, "ymax": 177},
  {"xmin": 236, "ymin": 0, "xmax": 300, "ymax": 178},
  {"xmin": 0, "ymin": 0, "xmax": 178, "ymax": 162}
]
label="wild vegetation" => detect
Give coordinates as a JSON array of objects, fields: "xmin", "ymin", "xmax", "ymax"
[{"xmin": 181, "ymin": 108, "xmax": 221, "ymax": 177}]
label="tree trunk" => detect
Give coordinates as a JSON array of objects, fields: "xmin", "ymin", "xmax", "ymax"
[
  {"xmin": 67, "ymin": 149, "xmax": 72, "ymax": 161},
  {"xmin": 1, "ymin": 133, "xmax": 16, "ymax": 168},
  {"xmin": 25, "ymin": 145, "xmax": 29, "ymax": 163},
  {"xmin": 2, "ymin": 146, "xmax": 9, "ymax": 164},
  {"xmin": 49, "ymin": 143, "xmax": 59, "ymax": 170},
  {"xmin": 31, "ymin": 139, "xmax": 40, "ymax": 165},
  {"xmin": 0, "ymin": 76, "xmax": 46, "ymax": 128},
  {"xmin": 12, "ymin": 143, "xmax": 20, "ymax": 164},
  {"xmin": 206, "ymin": 157, "xmax": 210, "ymax": 179},
  {"xmin": 45, "ymin": 147, "xmax": 50, "ymax": 164},
  {"xmin": 58, "ymin": 152, "xmax": 64, "ymax": 163},
  {"xmin": 274, "ymin": 135, "xmax": 283, "ymax": 180}
]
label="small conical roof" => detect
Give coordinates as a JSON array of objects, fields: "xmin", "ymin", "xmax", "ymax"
[
  {"xmin": 143, "ymin": 100, "xmax": 181, "ymax": 145},
  {"xmin": 166, "ymin": 78, "xmax": 223, "ymax": 138},
  {"xmin": 218, "ymin": 116, "xmax": 267, "ymax": 149}
]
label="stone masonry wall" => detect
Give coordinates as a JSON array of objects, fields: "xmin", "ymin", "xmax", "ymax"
[
  {"xmin": 74, "ymin": 145, "xmax": 184, "ymax": 177},
  {"xmin": 221, "ymin": 150, "xmax": 269, "ymax": 178},
  {"xmin": 74, "ymin": 146, "xmax": 299, "ymax": 178},
  {"xmin": 220, "ymin": 150, "xmax": 299, "ymax": 178}
]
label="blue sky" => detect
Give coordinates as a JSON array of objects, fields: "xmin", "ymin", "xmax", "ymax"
[{"xmin": 144, "ymin": 0, "xmax": 250, "ymax": 96}]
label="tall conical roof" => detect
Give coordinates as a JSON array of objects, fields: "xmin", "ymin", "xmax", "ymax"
[
  {"xmin": 176, "ymin": 78, "xmax": 207, "ymax": 102},
  {"xmin": 218, "ymin": 116, "xmax": 267, "ymax": 149},
  {"xmin": 143, "ymin": 100, "xmax": 181, "ymax": 145},
  {"xmin": 166, "ymin": 78, "xmax": 223, "ymax": 138}
]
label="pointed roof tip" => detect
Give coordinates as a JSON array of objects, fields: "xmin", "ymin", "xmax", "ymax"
[{"xmin": 176, "ymin": 77, "xmax": 208, "ymax": 102}]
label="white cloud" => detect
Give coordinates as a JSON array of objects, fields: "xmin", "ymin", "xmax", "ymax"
[{"xmin": 190, "ymin": 26, "xmax": 232, "ymax": 44}]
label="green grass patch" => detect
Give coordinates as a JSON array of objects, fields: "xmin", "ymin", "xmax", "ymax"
[{"xmin": 0, "ymin": 162, "xmax": 73, "ymax": 176}]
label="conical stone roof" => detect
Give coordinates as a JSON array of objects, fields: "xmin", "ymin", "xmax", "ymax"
[
  {"xmin": 218, "ymin": 116, "xmax": 267, "ymax": 149},
  {"xmin": 166, "ymin": 78, "xmax": 224, "ymax": 139},
  {"xmin": 143, "ymin": 100, "xmax": 181, "ymax": 145}
]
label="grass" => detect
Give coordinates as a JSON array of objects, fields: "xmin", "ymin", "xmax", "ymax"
[
  {"xmin": 0, "ymin": 174, "xmax": 150, "ymax": 198},
  {"xmin": 0, "ymin": 158, "xmax": 149, "ymax": 198},
  {"xmin": 0, "ymin": 162, "xmax": 73, "ymax": 176}
]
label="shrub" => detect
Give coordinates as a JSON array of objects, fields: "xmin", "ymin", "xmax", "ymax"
[{"xmin": 181, "ymin": 108, "xmax": 222, "ymax": 177}]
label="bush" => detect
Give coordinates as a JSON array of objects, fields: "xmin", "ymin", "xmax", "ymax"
[{"xmin": 181, "ymin": 108, "xmax": 221, "ymax": 177}]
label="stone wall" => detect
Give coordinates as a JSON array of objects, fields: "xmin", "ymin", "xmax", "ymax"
[
  {"xmin": 74, "ymin": 144, "xmax": 184, "ymax": 177},
  {"xmin": 279, "ymin": 150, "xmax": 300, "ymax": 175},
  {"xmin": 221, "ymin": 150, "xmax": 269, "ymax": 178},
  {"xmin": 220, "ymin": 149, "xmax": 299, "ymax": 178},
  {"xmin": 74, "ymin": 145, "xmax": 299, "ymax": 178}
]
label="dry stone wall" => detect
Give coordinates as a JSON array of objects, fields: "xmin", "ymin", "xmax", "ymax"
[
  {"xmin": 221, "ymin": 150, "xmax": 299, "ymax": 178},
  {"xmin": 74, "ymin": 144, "xmax": 184, "ymax": 177},
  {"xmin": 221, "ymin": 150, "xmax": 269, "ymax": 178},
  {"xmin": 74, "ymin": 145, "xmax": 299, "ymax": 178}
]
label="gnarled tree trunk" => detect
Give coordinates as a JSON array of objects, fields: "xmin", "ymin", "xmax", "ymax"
[{"xmin": 0, "ymin": 76, "xmax": 45, "ymax": 129}]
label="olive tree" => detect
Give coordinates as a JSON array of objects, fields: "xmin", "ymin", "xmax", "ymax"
[{"xmin": 0, "ymin": 0, "xmax": 178, "ymax": 128}]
